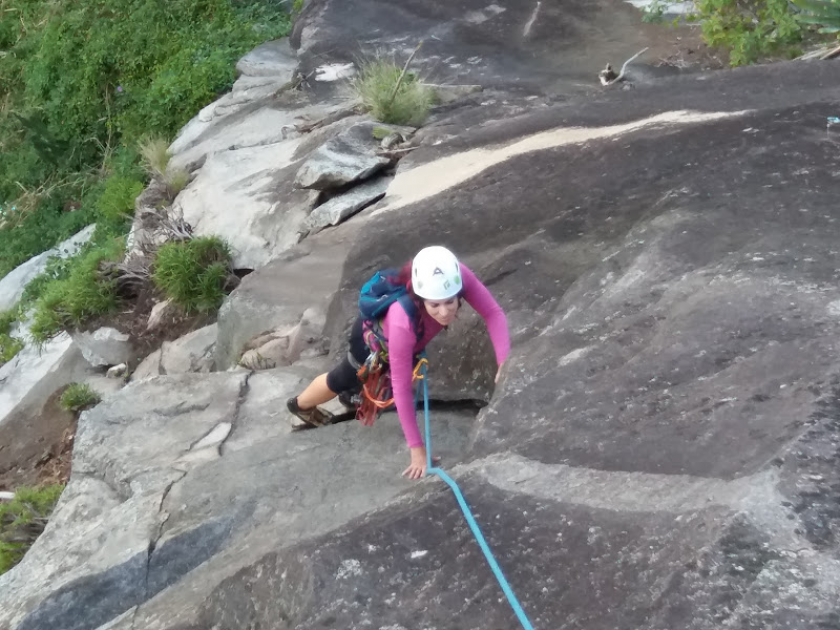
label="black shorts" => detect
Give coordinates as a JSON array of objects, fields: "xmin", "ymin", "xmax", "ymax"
[{"xmin": 326, "ymin": 318, "xmax": 370, "ymax": 394}]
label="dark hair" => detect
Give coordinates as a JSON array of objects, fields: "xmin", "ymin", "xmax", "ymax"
[
  {"xmin": 396, "ymin": 260, "xmax": 416, "ymax": 298},
  {"xmin": 395, "ymin": 260, "xmax": 424, "ymax": 336}
]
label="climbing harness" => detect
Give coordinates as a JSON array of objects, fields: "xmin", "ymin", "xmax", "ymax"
[
  {"xmin": 356, "ymin": 355, "xmax": 427, "ymax": 426},
  {"xmin": 416, "ymin": 358, "xmax": 536, "ymax": 630}
]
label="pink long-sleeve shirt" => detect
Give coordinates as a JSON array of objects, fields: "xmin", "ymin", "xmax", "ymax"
[{"xmin": 380, "ymin": 263, "xmax": 510, "ymax": 448}]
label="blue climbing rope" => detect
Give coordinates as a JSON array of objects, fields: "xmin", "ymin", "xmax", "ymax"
[{"xmin": 416, "ymin": 360, "xmax": 536, "ymax": 630}]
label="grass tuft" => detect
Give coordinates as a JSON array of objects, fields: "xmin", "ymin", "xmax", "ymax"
[
  {"xmin": 152, "ymin": 236, "xmax": 232, "ymax": 313},
  {"xmin": 59, "ymin": 383, "xmax": 101, "ymax": 413},
  {"xmin": 353, "ymin": 58, "xmax": 435, "ymax": 126},
  {"xmin": 0, "ymin": 484, "xmax": 65, "ymax": 575}
]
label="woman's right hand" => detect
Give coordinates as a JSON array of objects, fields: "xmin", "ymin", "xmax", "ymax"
[{"xmin": 402, "ymin": 447, "xmax": 428, "ymax": 480}]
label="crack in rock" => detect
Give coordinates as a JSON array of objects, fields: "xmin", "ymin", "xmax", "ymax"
[
  {"xmin": 220, "ymin": 371, "xmax": 252, "ymax": 456},
  {"xmin": 143, "ymin": 473, "xmax": 186, "ymax": 601},
  {"xmin": 157, "ymin": 401, "xmax": 211, "ymax": 418}
]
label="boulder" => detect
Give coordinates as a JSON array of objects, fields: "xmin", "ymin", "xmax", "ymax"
[
  {"xmin": 236, "ymin": 39, "xmax": 299, "ymax": 78},
  {"xmin": 159, "ymin": 324, "xmax": 217, "ymax": 375},
  {"xmin": 71, "ymin": 327, "xmax": 132, "ymax": 368},
  {"xmin": 238, "ymin": 307, "xmax": 324, "ymax": 370},
  {"xmin": 145, "ymin": 299, "xmax": 178, "ymax": 332},
  {"xmin": 0, "ymin": 225, "xmax": 95, "ymax": 312},
  {"xmin": 131, "ymin": 349, "xmax": 162, "ymax": 381},
  {"xmin": 81, "ymin": 374, "xmax": 126, "ymax": 399},
  {"xmin": 168, "ymin": 37, "xmax": 302, "ymax": 170},
  {"xmin": 0, "ymin": 333, "xmax": 91, "ymax": 430},
  {"xmin": 172, "ymin": 142, "xmax": 320, "ymax": 270},
  {"xmin": 129, "ymin": 325, "xmax": 218, "ymax": 379},
  {"xmin": 167, "ymin": 36, "xmax": 357, "ymax": 174},
  {"xmin": 106, "ymin": 364, "xmax": 128, "ymax": 379},
  {"xmin": 301, "ymin": 175, "xmax": 391, "ymax": 236},
  {"xmin": 214, "ymin": 229, "xmax": 352, "ymax": 369},
  {"xmin": 0, "ymin": 369, "xmax": 475, "ymax": 630},
  {"xmin": 294, "ymin": 121, "xmax": 406, "ymax": 190}
]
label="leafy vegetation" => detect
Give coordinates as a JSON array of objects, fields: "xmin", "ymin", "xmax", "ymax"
[
  {"xmin": 0, "ymin": 485, "xmax": 65, "ymax": 575},
  {"xmin": 689, "ymin": 0, "xmax": 803, "ymax": 65},
  {"xmin": 95, "ymin": 175, "xmax": 145, "ymax": 232},
  {"xmin": 59, "ymin": 383, "xmax": 101, "ymax": 413},
  {"xmin": 152, "ymin": 237, "xmax": 233, "ymax": 313},
  {"xmin": 641, "ymin": 0, "xmax": 668, "ymax": 23},
  {"xmin": 353, "ymin": 58, "xmax": 435, "ymax": 126},
  {"xmin": 0, "ymin": 310, "xmax": 23, "ymax": 367},
  {"xmin": 792, "ymin": 0, "xmax": 840, "ymax": 33},
  {"xmin": 28, "ymin": 240, "xmax": 125, "ymax": 344},
  {"xmin": 0, "ymin": 0, "xmax": 291, "ymax": 281}
]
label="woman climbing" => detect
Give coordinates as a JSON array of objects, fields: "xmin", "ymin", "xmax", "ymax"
[{"xmin": 287, "ymin": 245, "xmax": 510, "ymax": 479}]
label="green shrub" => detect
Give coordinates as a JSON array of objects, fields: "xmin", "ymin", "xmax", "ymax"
[
  {"xmin": 0, "ymin": 0, "xmax": 291, "ymax": 281},
  {"xmin": 0, "ymin": 484, "xmax": 65, "ymax": 575},
  {"xmin": 18, "ymin": 255, "xmax": 74, "ymax": 309},
  {"xmin": 692, "ymin": 0, "xmax": 803, "ymax": 65},
  {"xmin": 0, "ymin": 179, "xmax": 98, "ymax": 279},
  {"xmin": 29, "ymin": 240, "xmax": 124, "ymax": 343},
  {"xmin": 59, "ymin": 383, "xmax": 101, "ymax": 413},
  {"xmin": 0, "ymin": 311, "xmax": 24, "ymax": 367},
  {"xmin": 152, "ymin": 237, "xmax": 233, "ymax": 313},
  {"xmin": 354, "ymin": 59, "xmax": 435, "ymax": 126},
  {"xmin": 0, "ymin": 334, "xmax": 24, "ymax": 367},
  {"xmin": 641, "ymin": 0, "xmax": 667, "ymax": 23},
  {"xmin": 792, "ymin": 0, "xmax": 840, "ymax": 32},
  {"xmin": 95, "ymin": 175, "xmax": 144, "ymax": 227},
  {"xmin": 0, "ymin": 311, "xmax": 17, "ymax": 337}
]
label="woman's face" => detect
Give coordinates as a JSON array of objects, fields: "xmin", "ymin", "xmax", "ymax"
[{"xmin": 423, "ymin": 297, "xmax": 459, "ymax": 326}]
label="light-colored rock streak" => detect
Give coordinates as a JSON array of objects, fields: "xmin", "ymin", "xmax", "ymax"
[
  {"xmin": 468, "ymin": 453, "xmax": 783, "ymax": 519},
  {"xmin": 374, "ymin": 110, "xmax": 749, "ymax": 215},
  {"xmin": 523, "ymin": 1, "xmax": 541, "ymax": 38}
]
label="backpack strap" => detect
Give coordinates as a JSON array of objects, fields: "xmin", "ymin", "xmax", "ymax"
[{"xmin": 363, "ymin": 294, "xmax": 421, "ymax": 359}]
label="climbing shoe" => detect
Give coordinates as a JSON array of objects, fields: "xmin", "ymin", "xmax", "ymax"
[{"xmin": 287, "ymin": 397, "xmax": 333, "ymax": 428}]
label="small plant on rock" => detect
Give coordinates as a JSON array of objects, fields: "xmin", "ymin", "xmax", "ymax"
[
  {"xmin": 152, "ymin": 236, "xmax": 233, "ymax": 313},
  {"xmin": 0, "ymin": 310, "xmax": 23, "ymax": 367},
  {"xmin": 138, "ymin": 136, "xmax": 190, "ymax": 199},
  {"xmin": 138, "ymin": 136, "xmax": 172, "ymax": 179},
  {"xmin": 29, "ymin": 240, "xmax": 124, "ymax": 344},
  {"xmin": 138, "ymin": 136, "xmax": 189, "ymax": 198},
  {"xmin": 0, "ymin": 484, "xmax": 65, "ymax": 575},
  {"xmin": 641, "ymin": 0, "xmax": 667, "ymax": 23},
  {"xmin": 59, "ymin": 383, "xmax": 101, "ymax": 413},
  {"xmin": 354, "ymin": 56, "xmax": 435, "ymax": 126},
  {"xmin": 164, "ymin": 168, "xmax": 190, "ymax": 197},
  {"xmin": 792, "ymin": 0, "xmax": 840, "ymax": 33},
  {"xmin": 96, "ymin": 175, "xmax": 145, "ymax": 226}
]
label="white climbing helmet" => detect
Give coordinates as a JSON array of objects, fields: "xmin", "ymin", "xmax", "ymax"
[{"xmin": 411, "ymin": 246, "xmax": 462, "ymax": 300}]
